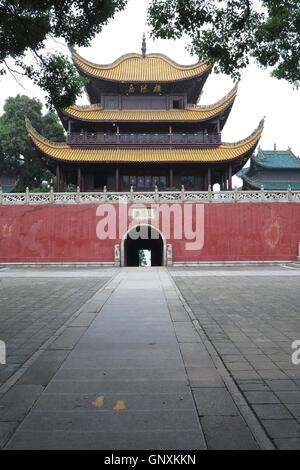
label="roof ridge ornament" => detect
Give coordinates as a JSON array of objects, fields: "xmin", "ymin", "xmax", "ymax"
[
  {"xmin": 142, "ymin": 33, "xmax": 147, "ymax": 58},
  {"xmin": 68, "ymin": 44, "xmax": 77, "ymax": 55},
  {"xmin": 259, "ymin": 116, "xmax": 266, "ymax": 130}
]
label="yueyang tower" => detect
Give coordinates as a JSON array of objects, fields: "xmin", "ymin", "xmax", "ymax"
[{"xmin": 27, "ymin": 37, "xmax": 264, "ymax": 192}]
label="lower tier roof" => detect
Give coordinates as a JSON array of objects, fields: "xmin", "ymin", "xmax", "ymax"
[{"xmin": 26, "ymin": 119, "xmax": 263, "ymax": 164}]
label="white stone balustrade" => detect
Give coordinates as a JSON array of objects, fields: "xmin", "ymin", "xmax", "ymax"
[{"xmin": 1, "ymin": 186, "xmax": 300, "ymax": 205}]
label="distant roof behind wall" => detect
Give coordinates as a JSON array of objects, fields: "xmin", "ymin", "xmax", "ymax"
[
  {"xmin": 254, "ymin": 148, "xmax": 300, "ymax": 169},
  {"xmin": 238, "ymin": 147, "xmax": 300, "ymax": 190},
  {"xmin": 238, "ymin": 169, "xmax": 300, "ymax": 191}
]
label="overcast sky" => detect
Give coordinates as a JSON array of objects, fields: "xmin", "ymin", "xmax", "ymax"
[{"xmin": 1, "ymin": 0, "xmax": 299, "ymax": 162}]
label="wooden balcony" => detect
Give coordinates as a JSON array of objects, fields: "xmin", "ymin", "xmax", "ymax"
[{"xmin": 66, "ymin": 132, "xmax": 222, "ymax": 147}]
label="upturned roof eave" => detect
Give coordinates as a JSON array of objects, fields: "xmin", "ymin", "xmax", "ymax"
[
  {"xmin": 26, "ymin": 118, "xmax": 263, "ymax": 165},
  {"xmin": 71, "ymin": 51, "xmax": 212, "ymax": 83}
]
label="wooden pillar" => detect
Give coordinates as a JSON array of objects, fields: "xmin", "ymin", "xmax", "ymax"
[
  {"xmin": 56, "ymin": 165, "xmax": 60, "ymax": 192},
  {"xmin": 203, "ymin": 173, "xmax": 207, "ymax": 192},
  {"xmin": 68, "ymin": 120, "xmax": 71, "ymax": 134},
  {"xmin": 60, "ymin": 167, "xmax": 64, "ymax": 192},
  {"xmin": 169, "ymin": 168, "xmax": 174, "ymax": 188},
  {"xmin": 224, "ymin": 170, "xmax": 228, "ymax": 191},
  {"xmin": 228, "ymin": 165, "xmax": 233, "ymax": 190},
  {"xmin": 207, "ymin": 168, "xmax": 212, "ymax": 190},
  {"xmin": 77, "ymin": 166, "xmax": 81, "ymax": 190},
  {"xmin": 115, "ymin": 167, "xmax": 120, "ymax": 192},
  {"xmin": 169, "ymin": 125, "xmax": 173, "ymax": 145},
  {"xmin": 81, "ymin": 171, "xmax": 85, "ymax": 192},
  {"xmin": 221, "ymin": 173, "xmax": 225, "ymax": 191}
]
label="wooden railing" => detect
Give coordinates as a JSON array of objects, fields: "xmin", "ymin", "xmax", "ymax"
[{"xmin": 66, "ymin": 132, "xmax": 222, "ymax": 146}]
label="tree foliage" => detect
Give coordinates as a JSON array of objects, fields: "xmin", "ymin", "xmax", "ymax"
[
  {"xmin": 0, "ymin": 95, "xmax": 65, "ymax": 190},
  {"xmin": 0, "ymin": 1, "xmax": 127, "ymax": 108},
  {"xmin": 147, "ymin": 0, "xmax": 300, "ymax": 84}
]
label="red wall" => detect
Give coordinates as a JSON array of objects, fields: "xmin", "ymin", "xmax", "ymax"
[{"xmin": 0, "ymin": 203, "xmax": 299, "ymax": 263}]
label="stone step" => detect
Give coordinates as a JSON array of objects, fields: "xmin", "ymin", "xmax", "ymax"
[{"xmin": 287, "ymin": 261, "xmax": 300, "ymax": 268}]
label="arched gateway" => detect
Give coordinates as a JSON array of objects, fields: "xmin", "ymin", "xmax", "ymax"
[{"xmin": 122, "ymin": 225, "xmax": 166, "ymax": 267}]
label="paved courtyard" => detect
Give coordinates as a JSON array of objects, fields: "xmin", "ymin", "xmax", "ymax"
[
  {"xmin": 0, "ymin": 269, "xmax": 115, "ymax": 386},
  {"xmin": 171, "ymin": 267, "xmax": 300, "ymax": 450},
  {"xmin": 0, "ymin": 266, "xmax": 299, "ymax": 450}
]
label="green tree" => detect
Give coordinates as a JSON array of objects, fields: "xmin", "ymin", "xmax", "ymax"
[
  {"xmin": 147, "ymin": 0, "xmax": 300, "ymax": 84},
  {"xmin": 0, "ymin": 1, "xmax": 127, "ymax": 109},
  {"xmin": 0, "ymin": 95, "xmax": 65, "ymax": 191}
]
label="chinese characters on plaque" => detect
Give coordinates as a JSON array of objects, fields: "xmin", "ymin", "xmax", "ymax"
[{"xmin": 127, "ymin": 84, "xmax": 162, "ymax": 94}]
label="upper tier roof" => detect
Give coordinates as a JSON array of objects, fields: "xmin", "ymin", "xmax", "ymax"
[
  {"xmin": 26, "ymin": 119, "xmax": 263, "ymax": 164},
  {"xmin": 71, "ymin": 50, "xmax": 211, "ymax": 83},
  {"xmin": 253, "ymin": 148, "xmax": 300, "ymax": 169},
  {"xmin": 62, "ymin": 85, "xmax": 237, "ymax": 123}
]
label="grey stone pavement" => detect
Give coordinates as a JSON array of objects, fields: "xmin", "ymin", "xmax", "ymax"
[
  {"xmin": 0, "ymin": 265, "xmax": 299, "ymax": 449},
  {"xmin": 171, "ymin": 266, "xmax": 300, "ymax": 450},
  {"xmin": 0, "ymin": 268, "xmax": 115, "ymax": 448}
]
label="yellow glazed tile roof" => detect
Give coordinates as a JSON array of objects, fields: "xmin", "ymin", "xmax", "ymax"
[
  {"xmin": 71, "ymin": 51, "xmax": 210, "ymax": 82},
  {"xmin": 63, "ymin": 86, "xmax": 238, "ymax": 122},
  {"xmin": 27, "ymin": 119, "xmax": 264, "ymax": 164}
]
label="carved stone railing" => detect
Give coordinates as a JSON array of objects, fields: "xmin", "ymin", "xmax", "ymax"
[
  {"xmin": 66, "ymin": 132, "xmax": 221, "ymax": 146},
  {"xmin": 1, "ymin": 186, "xmax": 300, "ymax": 205}
]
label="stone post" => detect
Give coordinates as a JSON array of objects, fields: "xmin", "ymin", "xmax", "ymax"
[
  {"xmin": 181, "ymin": 185, "xmax": 186, "ymax": 202},
  {"xmin": 50, "ymin": 187, "xmax": 54, "ymax": 204}
]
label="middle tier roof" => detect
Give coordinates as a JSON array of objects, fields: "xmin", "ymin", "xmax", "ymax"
[{"xmin": 62, "ymin": 85, "xmax": 237, "ymax": 124}]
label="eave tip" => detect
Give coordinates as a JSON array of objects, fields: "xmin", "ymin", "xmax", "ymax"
[
  {"xmin": 259, "ymin": 116, "xmax": 266, "ymax": 129},
  {"xmin": 68, "ymin": 44, "xmax": 77, "ymax": 55},
  {"xmin": 25, "ymin": 117, "xmax": 32, "ymax": 130}
]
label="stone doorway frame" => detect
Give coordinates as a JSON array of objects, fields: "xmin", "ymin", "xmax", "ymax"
[{"xmin": 121, "ymin": 224, "xmax": 167, "ymax": 267}]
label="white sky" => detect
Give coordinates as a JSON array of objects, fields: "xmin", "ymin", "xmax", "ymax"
[{"xmin": 1, "ymin": 0, "xmax": 299, "ymax": 167}]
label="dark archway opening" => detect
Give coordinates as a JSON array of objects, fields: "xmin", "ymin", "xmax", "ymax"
[{"xmin": 124, "ymin": 226, "xmax": 164, "ymax": 267}]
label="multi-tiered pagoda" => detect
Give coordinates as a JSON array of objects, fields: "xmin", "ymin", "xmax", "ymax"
[{"xmin": 27, "ymin": 38, "xmax": 263, "ymax": 192}]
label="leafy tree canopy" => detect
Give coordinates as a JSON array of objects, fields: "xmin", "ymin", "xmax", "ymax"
[
  {"xmin": 147, "ymin": 0, "xmax": 300, "ymax": 84},
  {"xmin": 0, "ymin": 95, "xmax": 65, "ymax": 190},
  {"xmin": 0, "ymin": 1, "xmax": 127, "ymax": 108}
]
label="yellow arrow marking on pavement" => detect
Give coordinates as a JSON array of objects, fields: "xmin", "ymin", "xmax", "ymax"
[
  {"xmin": 114, "ymin": 400, "xmax": 126, "ymax": 411},
  {"xmin": 92, "ymin": 396, "xmax": 104, "ymax": 408}
]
